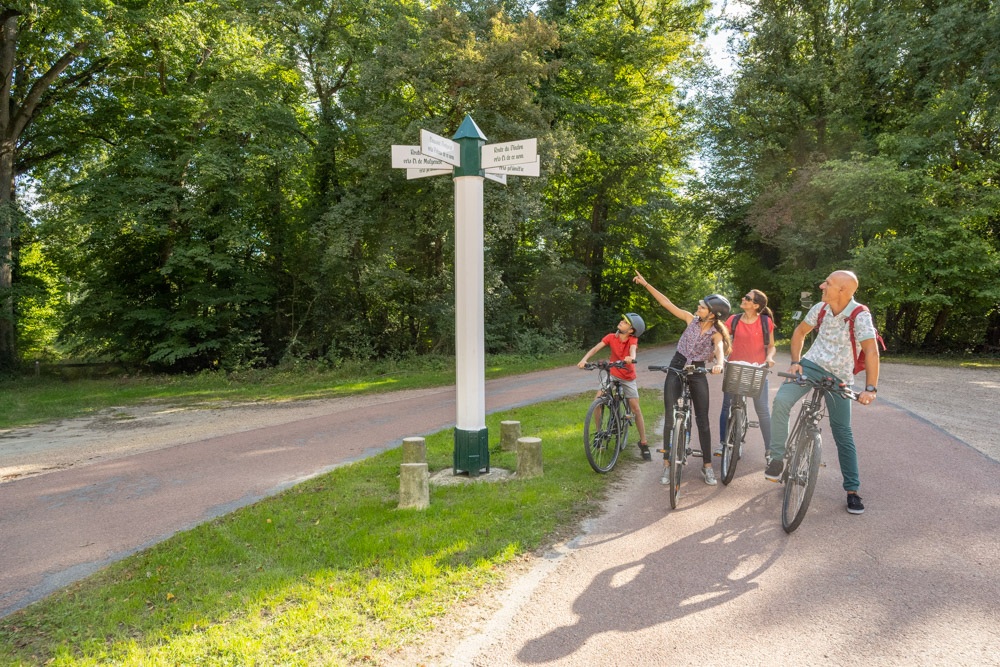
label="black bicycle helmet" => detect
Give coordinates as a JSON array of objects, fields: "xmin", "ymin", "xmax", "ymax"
[
  {"xmin": 623, "ymin": 312, "xmax": 646, "ymax": 338},
  {"xmin": 703, "ymin": 294, "xmax": 731, "ymax": 320}
]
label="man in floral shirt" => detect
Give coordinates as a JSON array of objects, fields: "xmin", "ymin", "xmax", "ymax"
[{"xmin": 765, "ymin": 271, "xmax": 881, "ymax": 515}]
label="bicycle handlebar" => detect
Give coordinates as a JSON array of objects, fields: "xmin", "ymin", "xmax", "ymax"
[
  {"xmin": 584, "ymin": 360, "xmax": 629, "ymax": 371},
  {"xmin": 648, "ymin": 364, "xmax": 708, "ymax": 375},
  {"xmin": 777, "ymin": 372, "xmax": 859, "ymax": 401}
]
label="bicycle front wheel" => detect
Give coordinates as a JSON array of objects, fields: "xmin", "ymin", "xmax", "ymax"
[
  {"xmin": 618, "ymin": 397, "xmax": 631, "ymax": 452},
  {"xmin": 668, "ymin": 411, "xmax": 686, "ymax": 509},
  {"xmin": 721, "ymin": 404, "xmax": 745, "ymax": 486},
  {"xmin": 782, "ymin": 431, "xmax": 822, "ymax": 533},
  {"xmin": 584, "ymin": 398, "xmax": 621, "ymax": 473}
]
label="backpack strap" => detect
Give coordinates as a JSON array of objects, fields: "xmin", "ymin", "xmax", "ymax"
[
  {"xmin": 728, "ymin": 314, "xmax": 741, "ymax": 339},
  {"xmin": 847, "ymin": 305, "xmax": 866, "ymax": 367}
]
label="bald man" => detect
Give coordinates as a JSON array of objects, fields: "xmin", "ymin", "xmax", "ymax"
[{"xmin": 765, "ymin": 270, "xmax": 880, "ymax": 515}]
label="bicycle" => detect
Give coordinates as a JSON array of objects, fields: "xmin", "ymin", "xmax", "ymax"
[
  {"xmin": 648, "ymin": 364, "xmax": 708, "ymax": 508},
  {"xmin": 582, "ymin": 360, "xmax": 634, "ymax": 473},
  {"xmin": 775, "ymin": 371, "xmax": 858, "ymax": 533},
  {"xmin": 719, "ymin": 361, "xmax": 769, "ymax": 486}
]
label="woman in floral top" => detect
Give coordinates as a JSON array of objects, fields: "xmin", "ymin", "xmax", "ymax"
[{"xmin": 634, "ymin": 271, "xmax": 732, "ymax": 486}]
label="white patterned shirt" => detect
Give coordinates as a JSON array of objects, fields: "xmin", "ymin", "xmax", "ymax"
[{"xmin": 802, "ymin": 299, "xmax": 877, "ymax": 384}]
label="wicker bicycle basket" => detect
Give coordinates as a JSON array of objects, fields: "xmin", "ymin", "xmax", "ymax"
[{"xmin": 722, "ymin": 361, "xmax": 768, "ymax": 398}]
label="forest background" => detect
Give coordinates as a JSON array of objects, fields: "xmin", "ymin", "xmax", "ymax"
[{"xmin": 1, "ymin": 0, "xmax": 997, "ymax": 376}]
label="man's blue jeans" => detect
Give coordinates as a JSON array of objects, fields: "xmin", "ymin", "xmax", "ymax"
[{"xmin": 768, "ymin": 359, "xmax": 860, "ymax": 492}]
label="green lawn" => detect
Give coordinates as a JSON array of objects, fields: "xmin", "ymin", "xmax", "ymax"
[
  {"xmin": 0, "ymin": 390, "xmax": 664, "ymax": 666},
  {"xmin": 0, "ymin": 351, "xmax": 588, "ymax": 431}
]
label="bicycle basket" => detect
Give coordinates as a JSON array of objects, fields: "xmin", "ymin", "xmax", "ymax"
[{"xmin": 722, "ymin": 361, "xmax": 768, "ymax": 398}]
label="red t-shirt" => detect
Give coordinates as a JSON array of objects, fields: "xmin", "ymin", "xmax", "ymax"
[
  {"xmin": 602, "ymin": 332, "xmax": 638, "ymax": 381},
  {"xmin": 727, "ymin": 315, "xmax": 774, "ymax": 365}
]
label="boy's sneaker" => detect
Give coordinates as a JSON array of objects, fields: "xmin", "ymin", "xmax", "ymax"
[
  {"xmin": 638, "ymin": 443, "xmax": 652, "ymax": 461},
  {"xmin": 713, "ymin": 443, "xmax": 724, "ymax": 457},
  {"xmin": 764, "ymin": 459, "xmax": 783, "ymax": 481},
  {"xmin": 847, "ymin": 493, "xmax": 865, "ymax": 514},
  {"xmin": 701, "ymin": 467, "xmax": 717, "ymax": 485},
  {"xmin": 660, "ymin": 467, "xmax": 669, "ymax": 485}
]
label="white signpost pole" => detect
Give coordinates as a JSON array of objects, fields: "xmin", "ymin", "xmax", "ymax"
[
  {"xmin": 450, "ymin": 115, "xmax": 489, "ymax": 476},
  {"xmin": 390, "ymin": 115, "xmax": 538, "ymax": 477}
]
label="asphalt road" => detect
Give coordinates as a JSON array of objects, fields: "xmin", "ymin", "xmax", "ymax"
[{"xmin": 2, "ymin": 348, "xmax": 999, "ymax": 667}]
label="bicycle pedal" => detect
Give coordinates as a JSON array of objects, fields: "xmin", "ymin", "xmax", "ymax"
[
  {"xmin": 656, "ymin": 448, "xmax": 667, "ymax": 454},
  {"xmin": 748, "ymin": 421, "xmax": 759, "ymax": 428},
  {"xmin": 690, "ymin": 450, "xmax": 702, "ymax": 458}
]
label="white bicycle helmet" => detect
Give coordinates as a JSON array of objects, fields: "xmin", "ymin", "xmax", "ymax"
[{"xmin": 623, "ymin": 312, "xmax": 646, "ymax": 337}]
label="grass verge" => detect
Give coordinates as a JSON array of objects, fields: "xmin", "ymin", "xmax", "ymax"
[
  {"xmin": 0, "ymin": 351, "xmax": 589, "ymax": 431},
  {"xmin": 0, "ymin": 389, "xmax": 664, "ymax": 665}
]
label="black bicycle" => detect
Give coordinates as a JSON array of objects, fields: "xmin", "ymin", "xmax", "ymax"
[
  {"xmin": 719, "ymin": 362, "xmax": 769, "ymax": 486},
  {"xmin": 776, "ymin": 372, "xmax": 858, "ymax": 533},
  {"xmin": 649, "ymin": 364, "xmax": 708, "ymax": 508},
  {"xmin": 582, "ymin": 360, "xmax": 634, "ymax": 473}
]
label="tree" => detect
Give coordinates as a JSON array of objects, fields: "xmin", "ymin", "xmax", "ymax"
[{"xmin": 0, "ymin": 0, "xmax": 146, "ymax": 371}]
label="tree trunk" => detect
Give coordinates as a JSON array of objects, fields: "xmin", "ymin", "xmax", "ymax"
[
  {"xmin": 922, "ymin": 305, "xmax": 952, "ymax": 349},
  {"xmin": 984, "ymin": 308, "xmax": 1000, "ymax": 352},
  {"xmin": 0, "ymin": 141, "xmax": 15, "ymax": 372},
  {"xmin": 0, "ymin": 15, "xmax": 17, "ymax": 372}
]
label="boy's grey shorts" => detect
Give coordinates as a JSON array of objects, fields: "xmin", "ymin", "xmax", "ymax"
[{"xmin": 611, "ymin": 377, "xmax": 639, "ymax": 399}]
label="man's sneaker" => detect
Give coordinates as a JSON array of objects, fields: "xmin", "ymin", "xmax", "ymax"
[
  {"xmin": 702, "ymin": 466, "xmax": 717, "ymax": 485},
  {"xmin": 660, "ymin": 466, "xmax": 670, "ymax": 485},
  {"xmin": 847, "ymin": 493, "xmax": 865, "ymax": 514},
  {"xmin": 713, "ymin": 443, "xmax": 724, "ymax": 457},
  {"xmin": 638, "ymin": 443, "xmax": 652, "ymax": 461},
  {"xmin": 764, "ymin": 458, "xmax": 783, "ymax": 481}
]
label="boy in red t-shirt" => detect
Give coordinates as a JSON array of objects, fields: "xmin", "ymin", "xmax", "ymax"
[{"xmin": 577, "ymin": 314, "xmax": 650, "ymax": 460}]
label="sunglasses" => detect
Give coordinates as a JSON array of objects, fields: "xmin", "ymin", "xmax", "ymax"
[{"xmin": 742, "ymin": 294, "xmax": 754, "ymax": 301}]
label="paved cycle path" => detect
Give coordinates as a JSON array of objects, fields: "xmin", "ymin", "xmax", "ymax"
[
  {"xmin": 0, "ymin": 349, "xmax": 674, "ymax": 619},
  {"xmin": 442, "ymin": 367, "xmax": 1000, "ymax": 666}
]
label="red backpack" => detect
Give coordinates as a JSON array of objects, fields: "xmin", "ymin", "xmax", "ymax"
[{"xmin": 815, "ymin": 304, "xmax": 886, "ymax": 375}]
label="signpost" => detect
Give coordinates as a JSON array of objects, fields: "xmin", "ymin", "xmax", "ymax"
[{"xmin": 391, "ymin": 116, "xmax": 539, "ymax": 477}]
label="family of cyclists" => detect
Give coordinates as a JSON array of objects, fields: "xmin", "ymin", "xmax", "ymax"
[{"xmin": 578, "ymin": 269, "xmax": 881, "ymax": 516}]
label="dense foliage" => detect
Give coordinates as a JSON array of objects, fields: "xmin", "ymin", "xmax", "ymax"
[
  {"xmin": 701, "ymin": 0, "xmax": 1000, "ymax": 351},
  {"xmin": 4, "ymin": 0, "xmax": 997, "ymax": 373},
  {"xmin": 6, "ymin": 0, "xmax": 710, "ymax": 372}
]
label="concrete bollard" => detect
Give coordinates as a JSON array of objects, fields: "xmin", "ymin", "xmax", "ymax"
[
  {"xmin": 399, "ymin": 462, "xmax": 429, "ymax": 509},
  {"xmin": 500, "ymin": 420, "xmax": 521, "ymax": 452},
  {"xmin": 401, "ymin": 436, "xmax": 427, "ymax": 464},
  {"xmin": 516, "ymin": 437, "xmax": 543, "ymax": 479}
]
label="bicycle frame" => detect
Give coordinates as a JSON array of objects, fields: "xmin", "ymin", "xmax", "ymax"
[
  {"xmin": 777, "ymin": 372, "xmax": 857, "ymax": 532},
  {"xmin": 649, "ymin": 363, "xmax": 706, "ymax": 508}
]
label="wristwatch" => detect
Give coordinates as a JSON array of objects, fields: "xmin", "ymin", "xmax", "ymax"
[{"xmin": 865, "ymin": 384, "xmax": 878, "ymax": 393}]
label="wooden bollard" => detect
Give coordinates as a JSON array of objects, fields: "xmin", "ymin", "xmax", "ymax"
[
  {"xmin": 500, "ymin": 420, "xmax": 521, "ymax": 452},
  {"xmin": 402, "ymin": 436, "xmax": 427, "ymax": 464},
  {"xmin": 516, "ymin": 436, "xmax": 543, "ymax": 479},
  {"xmin": 399, "ymin": 463, "xmax": 429, "ymax": 509},
  {"xmin": 399, "ymin": 437, "xmax": 429, "ymax": 509}
]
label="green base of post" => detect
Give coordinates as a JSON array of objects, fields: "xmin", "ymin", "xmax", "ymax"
[{"xmin": 453, "ymin": 427, "xmax": 490, "ymax": 477}]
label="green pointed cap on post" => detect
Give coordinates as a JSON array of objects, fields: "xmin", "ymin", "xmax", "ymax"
[{"xmin": 452, "ymin": 114, "xmax": 487, "ymax": 177}]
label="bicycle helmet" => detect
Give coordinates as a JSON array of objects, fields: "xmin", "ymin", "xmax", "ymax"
[
  {"xmin": 702, "ymin": 294, "xmax": 731, "ymax": 320},
  {"xmin": 623, "ymin": 312, "xmax": 646, "ymax": 338}
]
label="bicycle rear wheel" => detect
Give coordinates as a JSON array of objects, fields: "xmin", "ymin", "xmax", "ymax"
[
  {"xmin": 668, "ymin": 410, "xmax": 686, "ymax": 509},
  {"xmin": 721, "ymin": 404, "xmax": 745, "ymax": 486},
  {"xmin": 584, "ymin": 398, "xmax": 621, "ymax": 473},
  {"xmin": 782, "ymin": 431, "xmax": 821, "ymax": 533}
]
